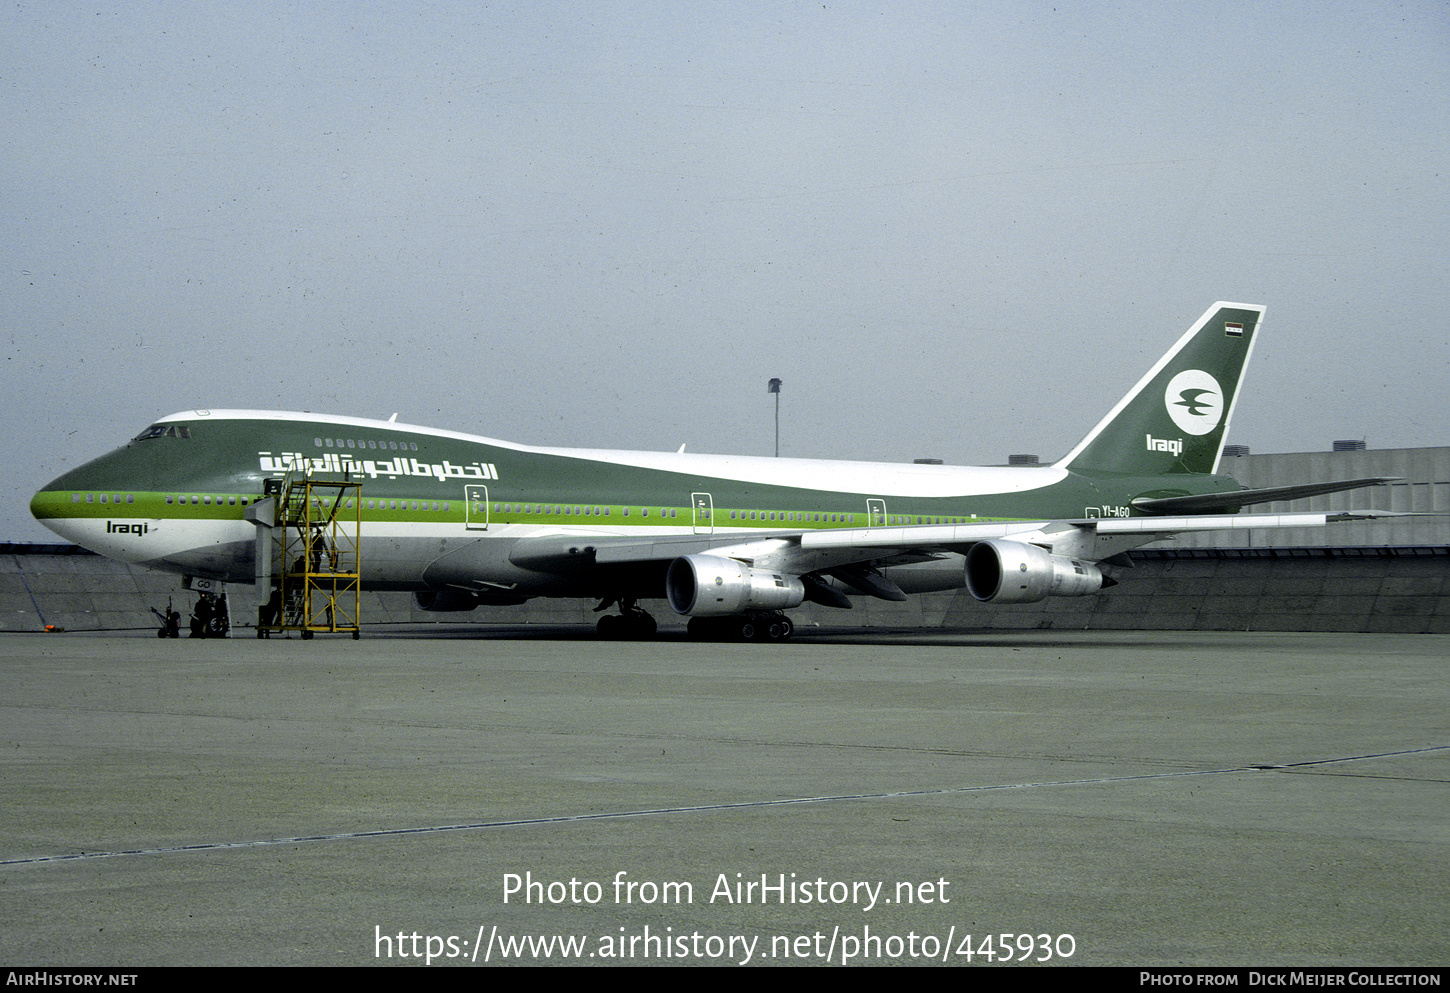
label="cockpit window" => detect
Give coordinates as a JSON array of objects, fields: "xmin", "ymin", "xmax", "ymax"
[{"xmin": 134, "ymin": 424, "xmax": 191, "ymax": 441}]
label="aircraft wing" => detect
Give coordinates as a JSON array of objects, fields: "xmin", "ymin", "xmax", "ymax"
[
  {"xmin": 442, "ymin": 507, "xmax": 1411, "ymax": 614},
  {"xmin": 782, "ymin": 511, "xmax": 1362, "ymax": 572},
  {"xmin": 508, "ymin": 509, "xmax": 1392, "ymax": 579}
]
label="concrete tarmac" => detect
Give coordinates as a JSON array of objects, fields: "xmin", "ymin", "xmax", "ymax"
[{"xmin": 1, "ymin": 628, "xmax": 1446, "ymax": 967}]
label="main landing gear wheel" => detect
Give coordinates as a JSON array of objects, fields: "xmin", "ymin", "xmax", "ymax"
[
  {"xmin": 765, "ymin": 617, "xmax": 792, "ymax": 641},
  {"xmin": 687, "ymin": 613, "xmax": 793, "ymax": 643}
]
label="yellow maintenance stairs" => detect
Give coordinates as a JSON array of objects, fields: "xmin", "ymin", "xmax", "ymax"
[{"xmin": 257, "ymin": 473, "xmax": 361, "ymax": 639}]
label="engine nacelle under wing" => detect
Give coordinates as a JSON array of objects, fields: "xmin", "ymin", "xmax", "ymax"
[
  {"xmin": 964, "ymin": 539, "xmax": 1107, "ymax": 604},
  {"xmin": 666, "ymin": 554, "xmax": 806, "ymax": 617}
]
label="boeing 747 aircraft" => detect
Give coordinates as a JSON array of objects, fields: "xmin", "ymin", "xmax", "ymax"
[{"xmin": 31, "ymin": 303, "xmax": 1392, "ymax": 640}]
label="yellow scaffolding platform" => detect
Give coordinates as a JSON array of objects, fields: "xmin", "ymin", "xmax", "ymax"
[{"xmin": 259, "ymin": 474, "xmax": 361, "ymax": 639}]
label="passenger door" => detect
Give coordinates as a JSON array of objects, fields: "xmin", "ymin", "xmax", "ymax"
[
  {"xmin": 692, "ymin": 492, "xmax": 714, "ymax": 535},
  {"xmin": 867, "ymin": 498, "xmax": 888, "ymax": 527},
  {"xmin": 465, "ymin": 484, "xmax": 489, "ymax": 531}
]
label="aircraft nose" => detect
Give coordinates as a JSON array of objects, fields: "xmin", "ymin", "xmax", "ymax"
[{"xmin": 31, "ymin": 483, "xmax": 77, "ymax": 542}]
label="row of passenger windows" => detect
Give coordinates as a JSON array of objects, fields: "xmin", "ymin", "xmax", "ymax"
[
  {"xmin": 484, "ymin": 507, "xmax": 964, "ymax": 524},
  {"xmin": 492, "ymin": 504, "xmax": 679, "ymax": 518},
  {"xmin": 317, "ymin": 437, "xmax": 419, "ymax": 452},
  {"xmin": 731, "ymin": 510, "xmax": 854, "ymax": 523},
  {"xmin": 73, "ymin": 493, "xmax": 136, "ymax": 504},
  {"xmin": 486, "ymin": 507, "xmax": 970, "ymax": 525},
  {"xmin": 73, "ymin": 493, "xmax": 446, "ymax": 513},
  {"xmin": 135, "ymin": 428, "xmax": 418, "ymax": 451},
  {"xmin": 71, "ymin": 493, "xmax": 970, "ymax": 525},
  {"xmin": 165, "ymin": 494, "xmax": 250, "ymax": 506},
  {"xmin": 486, "ymin": 507, "xmax": 972, "ymax": 525},
  {"xmin": 73, "ymin": 493, "xmax": 252, "ymax": 507},
  {"xmin": 308, "ymin": 497, "xmax": 452, "ymax": 512},
  {"xmin": 368, "ymin": 499, "xmax": 448, "ymax": 511},
  {"xmin": 133, "ymin": 427, "xmax": 417, "ymax": 451}
]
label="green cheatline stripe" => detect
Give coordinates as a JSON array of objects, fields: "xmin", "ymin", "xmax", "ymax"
[{"xmin": 33, "ymin": 490, "xmax": 1025, "ymax": 529}]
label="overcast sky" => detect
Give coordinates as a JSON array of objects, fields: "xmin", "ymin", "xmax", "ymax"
[{"xmin": 4, "ymin": 1, "xmax": 1447, "ymax": 541}]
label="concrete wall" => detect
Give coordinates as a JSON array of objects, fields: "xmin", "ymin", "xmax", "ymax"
[
  {"xmin": 5, "ymin": 544, "xmax": 1446, "ymax": 635},
  {"xmin": 2, "ymin": 544, "xmax": 179, "ymax": 633}
]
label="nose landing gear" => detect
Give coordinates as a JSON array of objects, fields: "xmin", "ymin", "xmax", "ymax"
[{"xmin": 593, "ymin": 597, "xmax": 659, "ymax": 640}]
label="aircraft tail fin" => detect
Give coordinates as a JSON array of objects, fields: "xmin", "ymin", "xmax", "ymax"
[{"xmin": 1055, "ymin": 302, "xmax": 1264, "ymax": 476}]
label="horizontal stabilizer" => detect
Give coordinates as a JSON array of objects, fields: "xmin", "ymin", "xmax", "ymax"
[
  {"xmin": 1091, "ymin": 512, "xmax": 1329, "ymax": 536},
  {"xmin": 1131, "ymin": 477, "xmax": 1398, "ymax": 515}
]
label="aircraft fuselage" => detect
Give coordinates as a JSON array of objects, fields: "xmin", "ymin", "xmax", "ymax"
[{"xmin": 29, "ymin": 409, "xmax": 1241, "ymax": 597}]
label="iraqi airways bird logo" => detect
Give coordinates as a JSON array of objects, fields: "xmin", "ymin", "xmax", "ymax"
[
  {"xmin": 1164, "ymin": 370, "xmax": 1224, "ymax": 435},
  {"xmin": 1175, "ymin": 388, "xmax": 1217, "ymax": 417}
]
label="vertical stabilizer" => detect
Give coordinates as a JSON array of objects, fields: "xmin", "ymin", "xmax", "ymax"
[{"xmin": 1055, "ymin": 302, "xmax": 1263, "ymax": 476}]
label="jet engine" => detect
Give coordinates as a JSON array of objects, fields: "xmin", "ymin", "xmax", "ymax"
[
  {"xmin": 964, "ymin": 539, "xmax": 1107, "ymax": 604},
  {"xmin": 665, "ymin": 554, "xmax": 805, "ymax": 617}
]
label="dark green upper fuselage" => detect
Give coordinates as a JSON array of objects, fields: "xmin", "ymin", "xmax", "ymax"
[{"xmin": 32, "ymin": 410, "xmax": 1247, "ymax": 540}]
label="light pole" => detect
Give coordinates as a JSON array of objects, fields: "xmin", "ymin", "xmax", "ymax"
[{"xmin": 767, "ymin": 378, "xmax": 782, "ymax": 457}]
